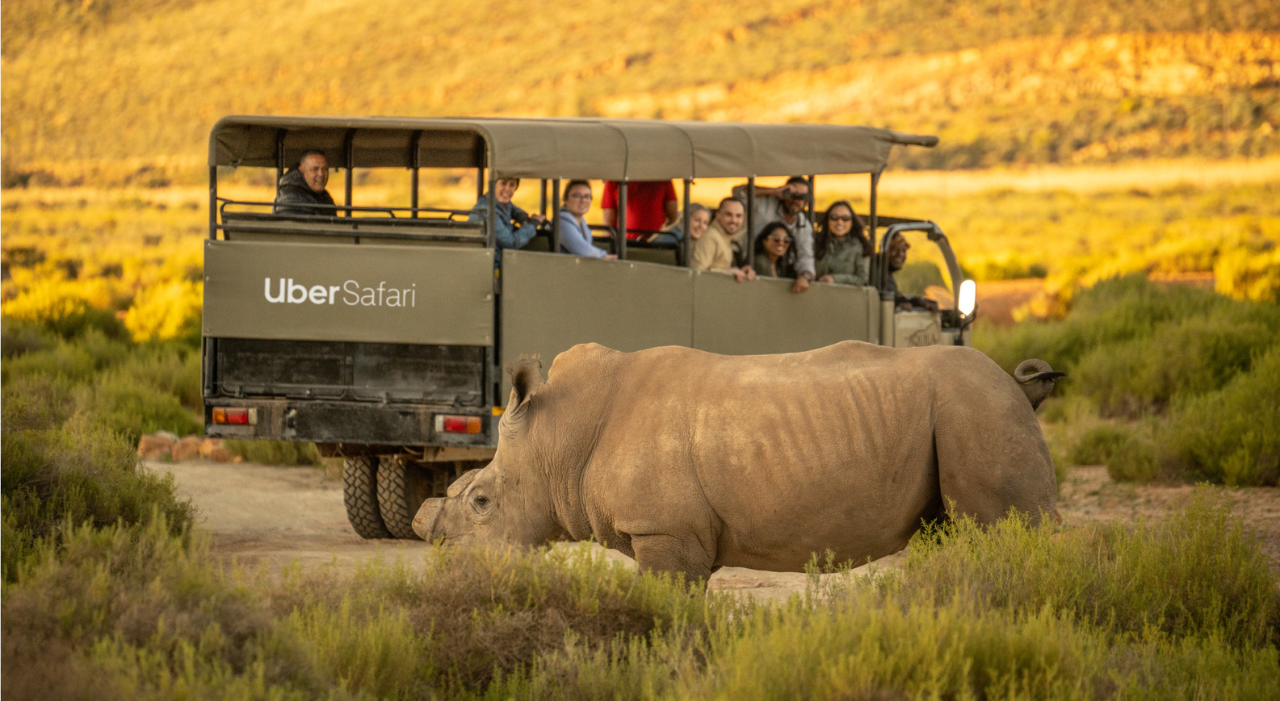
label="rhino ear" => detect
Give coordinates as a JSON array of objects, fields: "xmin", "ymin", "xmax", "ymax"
[
  {"xmin": 447, "ymin": 469, "xmax": 482, "ymax": 498},
  {"xmin": 506, "ymin": 357, "xmax": 544, "ymax": 414}
]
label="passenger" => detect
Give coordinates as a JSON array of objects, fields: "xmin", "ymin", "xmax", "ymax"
[
  {"xmin": 885, "ymin": 234, "xmax": 940, "ymax": 312},
  {"xmin": 751, "ymin": 222, "xmax": 797, "ymax": 279},
  {"xmin": 731, "ymin": 176, "xmax": 815, "ymax": 293},
  {"xmin": 691, "ymin": 197, "xmax": 755, "ymax": 282},
  {"xmin": 815, "ymin": 201, "xmax": 872, "ymax": 286},
  {"xmin": 684, "ymin": 203, "xmax": 711, "ymax": 243},
  {"xmin": 468, "ymin": 178, "xmax": 546, "ymax": 261},
  {"xmin": 601, "ymin": 181, "xmax": 679, "ymax": 241},
  {"xmin": 557, "ymin": 180, "xmax": 616, "ymax": 260},
  {"xmin": 273, "ymin": 150, "xmax": 336, "ymax": 216}
]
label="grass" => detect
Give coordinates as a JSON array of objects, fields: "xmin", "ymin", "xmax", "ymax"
[
  {"xmin": 223, "ymin": 440, "xmax": 323, "ymax": 467},
  {"xmin": 3, "ymin": 489, "xmax": 1276, "ymax": 699},
  {"xmin": 1, "ymin": 0, "xmax": 1277, "ymax": 184}
]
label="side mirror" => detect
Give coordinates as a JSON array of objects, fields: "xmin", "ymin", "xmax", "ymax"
[{"xmin": 958, "ymin": 279, "xmax": 977, "ymax": 316}]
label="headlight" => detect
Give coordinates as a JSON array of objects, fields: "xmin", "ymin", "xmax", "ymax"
[{"xmin": 958, "ymin": 279, "xmax": 977, "ymax": 316}]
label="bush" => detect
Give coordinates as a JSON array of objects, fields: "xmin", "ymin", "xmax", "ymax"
[
  {"xmin": 75, "ymin": 371, "xmax": 202, "ymax": 442},
  {"xmin": 121, "ymin": 279, "xmax": 203, "ymax": 345},
  {"xmin": 224, "ymin": 440, "xmax": 322, "ymax": 466},
  {"xmin": 1073, "ymin": 314, "xmax": 1276, "ymax": 417},
  {"xmin": 0, "ymin": 318, "xmax": 57, "ymax": 358},
  {"xmin": 974, "ymin": 274, "xmax": 1246, "ymax": 379},
  {"xmin": 4, "ymin": 491, "xmax": 1278, "ymax": 699},
  {"xmin": 0, "ymin": 279, "xmax": 127, "ymax": 340},
  {"xmin": 1161, "ymin": 345, "xmax": 1280, "ymax": 486},
  {"xmin": 1067, "ymin": 423, "xmax": 1133, "ymax": 466},
  {"xmin": 0, "ymin": 415, "xmax": 194, "ymax": 581},
  {"xmin": 1, "ymin": 328, "xmax": 131, "ymax": 386},
  {"xmin": 1106, "ymin": 432, "xmax": 1160, "ymax": 484},
  {"xmin": 895, "ymin": 488, "xmax": 1280, "ymax": 649}
]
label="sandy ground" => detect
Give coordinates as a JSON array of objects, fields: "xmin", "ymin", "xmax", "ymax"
[
  {"xmin": 148, "ymin": 460, "xmax": 1280, "ymax": 602},
  {"xmin": 147, "ymin": 459, "xmax": 894, "ymax": 603}
]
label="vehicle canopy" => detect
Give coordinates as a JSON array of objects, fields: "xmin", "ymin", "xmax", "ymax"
[{"xmin": 209, "ymin": 115, "xmax": 938, "ymax": 180}]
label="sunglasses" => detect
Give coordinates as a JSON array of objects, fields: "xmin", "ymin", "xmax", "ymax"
[
  {"xmin": 765, "ymin": 235, "xmax": 793, "ymax": 244},
  {"xmin": 828, "ymin": 214, "xmax": 853, "ymax": 222}
]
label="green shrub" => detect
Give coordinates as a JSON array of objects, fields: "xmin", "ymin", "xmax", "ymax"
[
  {"xmin": 0, "ymin": 416, "xmax": 194, "ymax": 581},
  {"xmin": 0, "ymin": 318, "xmax": 57, "ymax": 358},
  {"xmin": 1162, "ymin": 345, "xmax": 1280, "ymax": 486},
  {"xmin": 1106, "ymin": 433, "xmax": 1160, "ymax": 484},
  {"xmin": 974, "ymin": 274, "xmax": 1254, "ymax": 380},
  {"xmin": 75, "ymin": 371, "xmax": 202, "ymax": 442},
  {"xmin": 896, "ymin": 488, "xmax": 1280, "ymax": 649},
  {"xmin": 1, "ymin": 328, "xmax": 131, "ymax": 386},
  {"xmin": 106, "ymin": 344, "xmax": 203, "ymax": 409},
  {"xmin": 223, "ymin": 440, "xmax": 322, "ymax": 467},
  {"xmin": 1073, "ymin": 314, "xmax": 1276, "ymax": 417},
  {"xmin": 1067, "ymin": 423, "xmax": 1133, "ymax": 466},
  {"xmin": 4, "ymin": 494, "xmax": 1279, "ymax": 699}
]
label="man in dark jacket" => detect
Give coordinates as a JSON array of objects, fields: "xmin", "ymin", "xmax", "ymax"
[{"xmin": 273, "ymin": 150, "xmax": 336, "ymax": 215}]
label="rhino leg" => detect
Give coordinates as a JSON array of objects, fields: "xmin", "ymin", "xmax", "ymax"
[{"xmin": 629, "ymin": 533, "xmax": 715, "ymax": 588}]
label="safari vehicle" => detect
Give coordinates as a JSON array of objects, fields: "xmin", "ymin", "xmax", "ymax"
[{"xmin": 202, "ymin": 116, "xmax": 977, "ymax": 539}]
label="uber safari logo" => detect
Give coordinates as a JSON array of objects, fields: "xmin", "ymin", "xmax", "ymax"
[{"xmin": 264, "ymin": 278, "xmax": 417, "ymax": 307}]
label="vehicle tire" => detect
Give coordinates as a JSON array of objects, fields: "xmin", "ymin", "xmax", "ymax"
[
  {"xmin": 343, "ymin": 456, "xmax": 393, "ymax": 539},
  {"xmin": 377, "ymin": 456, "xmax": 434, "ymax": 540}
]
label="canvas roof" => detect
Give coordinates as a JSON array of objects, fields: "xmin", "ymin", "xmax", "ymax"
[{"xmin": 210, "ymin": 115, "xmax": 937, "ymax": 180}]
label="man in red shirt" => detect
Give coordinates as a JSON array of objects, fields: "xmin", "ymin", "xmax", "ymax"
[{"xmin": 601, "ymin": 181, "xmax": 679, "ymax": 241}]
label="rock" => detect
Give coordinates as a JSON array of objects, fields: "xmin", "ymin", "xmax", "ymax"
[
  {"xmin": 200, "ymin": 438, "xmax": 234, "ymax": 463},
  {"xmin": 155, "ymin": 430, "xmax": 179, "ymax": 443},
  {"xmin": 137, "ymin": 433, "xmax": 175, "ymax": 459},
  {"xmin": 172, "ymin": 435, "xmax": 203, "ymax": 461}
]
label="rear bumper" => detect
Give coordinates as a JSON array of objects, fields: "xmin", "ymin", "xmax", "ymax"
[{"xmin": 205, "ymin": 398, "xmax": 495, "ymax": 448}]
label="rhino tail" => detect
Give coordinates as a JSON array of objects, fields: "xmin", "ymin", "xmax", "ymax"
[{"xmin": 1014, "ymin": 359, "xmax": 1066, "ymax": 410}]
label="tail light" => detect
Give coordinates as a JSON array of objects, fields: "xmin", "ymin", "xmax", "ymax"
[
  {"xmin": 211, "ymin": 407, "xmax": 257, "ymax": 425},
  {"xmin": 435, "ymin": 414, "xmax": 482, "ymax": 434}
]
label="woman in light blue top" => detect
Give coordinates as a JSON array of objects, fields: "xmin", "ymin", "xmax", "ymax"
[
  {"xmin": 467, "ymin": 177, "xmax": 545, "ymax": 262},
  {"xmin": 558, "ymin": 180, "xmax": 616, "ymax": 259}
]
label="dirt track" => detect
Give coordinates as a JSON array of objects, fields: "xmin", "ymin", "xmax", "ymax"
[
  {"xmin": 149, "ymin": 460, "xmax": 1280, "ymax": 598},
  {"xmin": 148, "ymin": 459, "xmax": 895, "ymax": 602}
]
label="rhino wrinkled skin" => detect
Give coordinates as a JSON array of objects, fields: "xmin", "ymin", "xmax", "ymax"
[{"xmin": 414, "ymin": 341, "xmax": 1058, "ymax": 584}]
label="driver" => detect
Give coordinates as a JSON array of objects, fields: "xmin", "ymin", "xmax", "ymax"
[
  {"xmin": 273, "ymin": 150, "xmax": 336, "ymax": 216},
  {"xmin": 885, "ymin": 235, "xmax": 940, "ymax": 312},
  {"xmin": 468, "ymin": 178, "xmax": 547, "ymax": 261}
]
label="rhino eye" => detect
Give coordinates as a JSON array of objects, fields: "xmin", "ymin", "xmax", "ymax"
[{"xmin": 474, "ymin": 495, "xmax": 490, "ymax": 508}]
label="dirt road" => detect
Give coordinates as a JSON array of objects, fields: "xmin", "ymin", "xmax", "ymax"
[
  {"xmin": 148, "ymin": 459, "xmax": 900, "ymax": 602},
  {"xmin": 149, "ymin": 461, "xmax": 1280, "ymax": 599}
]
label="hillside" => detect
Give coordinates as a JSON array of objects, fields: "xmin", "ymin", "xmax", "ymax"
[{"xmin": 2, "ymin": 0, "xmax": 1278, "ymax": 185}]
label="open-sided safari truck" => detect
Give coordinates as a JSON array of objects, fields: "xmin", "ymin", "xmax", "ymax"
[{"xmin": 202, "ymin": 116, "xmax": 976, "ymax": 539}]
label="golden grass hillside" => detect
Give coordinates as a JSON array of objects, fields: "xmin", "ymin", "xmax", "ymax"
[{"xmin": 3, "ymin": 0, "xmax": 1278, "ymax": 185}]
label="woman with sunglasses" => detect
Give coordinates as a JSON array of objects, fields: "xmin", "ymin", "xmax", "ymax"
[
  {"xmin": 815, "ymin": 201, "xmax": 872, "ymax": 286},
  {"xmin": 751, "ymin": 221, "xmax": 798, "ymax": 279}
]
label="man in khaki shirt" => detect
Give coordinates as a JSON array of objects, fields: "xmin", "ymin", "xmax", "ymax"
[{"xmin": 691, "ymin": 198, "xmax": 755, "ymax": 282}]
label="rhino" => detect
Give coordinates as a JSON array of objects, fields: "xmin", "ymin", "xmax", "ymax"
[{"xmin": 413, "ymin": 341, "xmax": 1060, "ymax": 584}]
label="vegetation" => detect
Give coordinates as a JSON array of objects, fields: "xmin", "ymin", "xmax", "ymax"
[
  {"xmin": 3, "ymin": 487, "xmax": 1276, "ymax": 699},
  {"xmin": 2, "ymin": 0, "xmax": 1277, "ymax": 185},
  {"xmin": 975, "ymin": 275, "xmax": 1280, "ymax": 485}
]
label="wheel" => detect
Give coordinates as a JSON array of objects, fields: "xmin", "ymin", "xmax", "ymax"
[
  {"xmin": 343, "ymin": 456, "xmax": 393, "ymax": 539},
  {"xmin": 377, "ymin": 456, "xmax": 434, "ymax": 539}
]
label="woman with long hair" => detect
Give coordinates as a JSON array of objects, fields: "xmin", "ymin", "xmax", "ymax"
[
  {"xmin": 751, "ymin": 221, "xmax": 798, "ymax": 279},
  {"xmin": 814, "ymin": 200, "xmax": 871, "ymax": 286}
]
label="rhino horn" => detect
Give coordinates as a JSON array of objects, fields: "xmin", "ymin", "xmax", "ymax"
[
  {"xmin": 1014, "ymin": 359, "xmax": 1065, "ymax": 410},
  {"xmin": 413, "ymin": 498, "xmax": 444, "ymax": 541}
]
